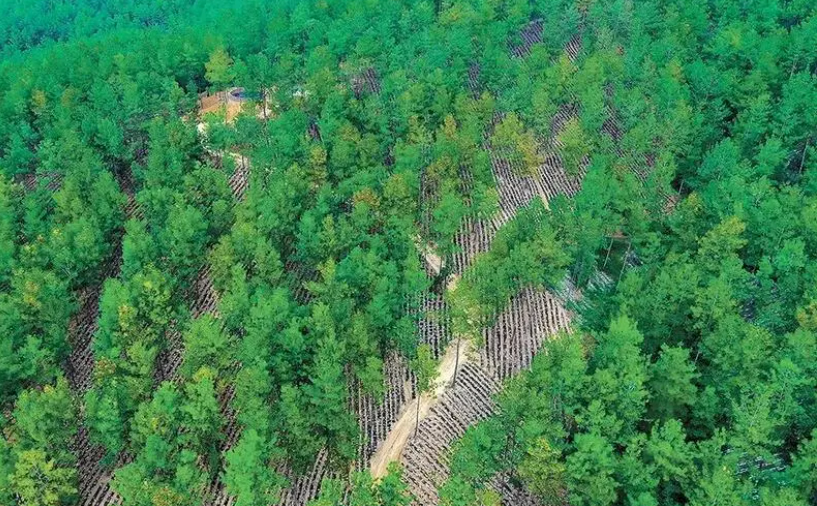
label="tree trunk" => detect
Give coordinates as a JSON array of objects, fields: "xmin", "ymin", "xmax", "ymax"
[
  {"xmin": 452, "ymin": 337, "xmax": 461, "ymax": 388},
  {"xmin": 415, "ymin": 393, "xmax": 420, "ymax": 437},
  {"xmin": 431, "ymin": 260, "xmax": 452, "ymax": 295},
  {"xmin": 799, "ymin": 137, "xmax": 810, "ymax": 175},
  {"xmin": 602, "ymin": 237, "xmax": 614, "ymax": 269},
  {"xmin": 617, "ymin": 241, "xmax": 632, "ymax": 284}
]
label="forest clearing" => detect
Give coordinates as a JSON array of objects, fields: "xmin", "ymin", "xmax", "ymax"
[{"xmin": 1, "ymin": 1, "xmax": 816, "ymax": 506}]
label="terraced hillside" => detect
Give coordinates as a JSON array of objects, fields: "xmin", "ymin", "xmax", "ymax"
[{"xmin": 2, "ymin": 2, "xmax": 815, "ymax": 506}]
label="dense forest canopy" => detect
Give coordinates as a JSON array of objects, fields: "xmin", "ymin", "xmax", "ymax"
[
  {"xmin": 0, "ymin": 0, "xmax": 298, "ymax": 58},
  {"xmin": 0, "ymin": 1, "xmax": 815, "ymax": 506}
]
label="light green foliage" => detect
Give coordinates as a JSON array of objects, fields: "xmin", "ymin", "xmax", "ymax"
[
  {"xmin": 491, "ymin": 112, "xmax": 543, "ymax": 176},
  {"xmin": 224, "ymin": 429, "xmax": 285, "ymax": 506},
  {"xmin": 180, "ymin": 315, "xmax": 233, "ymax": 379},
  {"xmin": 112, "ymin": 449, "xmax": 206, "ymax": 506},
  {"xmin": 276, "ymin": 384, "xmax": 323, "ymax": 473},
  {"xmin": 162, "ymin": 201, "xmax": 209, "ymax": 284},
  {"xmin": 2, "ymin": 377, "xmax": 78, "ymax": 506},
  {"xmin": 0, "ymin": 439, "xmax": 14, "ymax": 506},
  {"xmin": 412, "ymin": 344, "xmax": 437, "ymax": 397},
  {"xmin": 48, "ymin": 168, "xmax": 125, "ymax": 285},
  {"xmin": 94, "ymin": 266, "xmax": 174, "ymax": 362},
  {"xmin": 441, "ymin": 3, "xmax": 817, "ymax": 501},
  {"xmin": 183, "ymin": 165, "xmax": 234, "ymax": 238},
  {"xmin": 431, "ymin": 191, "xmax": 467, "ymax": 269},
  {"xmin": 84, "ymin": 385, "xmax": 128, "ymax": 462},
  {"xmin": 449, "ymin": 419, "xmax": 504, "ymax": 485},
  {"xmin": 566, "ymin": 433, "xmax": 619, "ymax": 506},
  {"xmin": 112, "ymin": 369, "xmax": 224, "ymax": 504},
  {"xmin": 11, "ymin": 377, "xmax": 76, "ymax": 459},
  {"xmin": 517, "ymin": 438, "xmax": 566, "ymax": 504},
  {"xmin": 309, "ymin": 467, "xmax": 414, "ymax": 506},
  {"xmin": 438, "ymin": 476, "xmax": 477, "ymax": 506},
  {"xmin": 180, "ymin": 367, "xmax": 223, "ymax": 452},
  {"xmin": 0, "ymin": 267, "xmax": 75, "ymax": 399},
  {"xmin": 585, "ymin": 315, "xmax": 648, "ymax": 439},
  {"xmin": 121, "ymin": 219, "xmax": 158, "ymax": 280},
  {"xmin": 205, "ymin": 48, "xmax": 236, "ymax": 90},
  {"xmin": 558, "ymin": 117, "xmax": 591, "ymax": 176},
  {"xmin": 10, "ymin": 449, "xmax": 77, "ymax": 506},
  {"xmin": 86, "ymin": 266, "xmax": 175, "ymax": 460},
  {"xmin": 304, "ymin": 309, "xmax": 359, "ymax": 465},
  {"xmin": 451, "ymin": 201, "xmax": 568, "ymax": 325},
  {"xmin": 377, "ymin": 463, "xmax": 414, "ymax": 506},
  {"xmin": 530, "ymin": 84, "xmax": 558, "ymax": 137}
]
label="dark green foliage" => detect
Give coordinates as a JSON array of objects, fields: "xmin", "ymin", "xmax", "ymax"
[
  {"xmin": 1, "ymin": 0, "xmax": 815, "ymax": 504},
  {"xmin": 441, "ymin": 2, "xmax": 817, "ymax": 504}
]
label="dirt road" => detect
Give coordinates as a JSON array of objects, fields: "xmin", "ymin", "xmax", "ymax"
[
  {"xmin": 369, "ymin": 329, "xmax": 471, "ymax": 478},
  {"xmin": 369, "ymin": 272, "xmax": 466, "ymax": 478}
]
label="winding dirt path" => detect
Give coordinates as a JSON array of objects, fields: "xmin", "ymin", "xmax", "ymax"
[
  {"xmin": 369, "ymin": 268, "xmax": 467, "ymax": 479},
  {"xmin": 370, "ymin": 333, "xmax": 472, "ymax": 477}
]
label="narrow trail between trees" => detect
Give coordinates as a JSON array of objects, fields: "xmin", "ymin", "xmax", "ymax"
[
  {"xmin": 369, "ymin": 254, "xmax": 468, "ymax": 479},
  {"xmin": 369, "ymin": 321, "xmax": 471, "ymax": 478}
]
